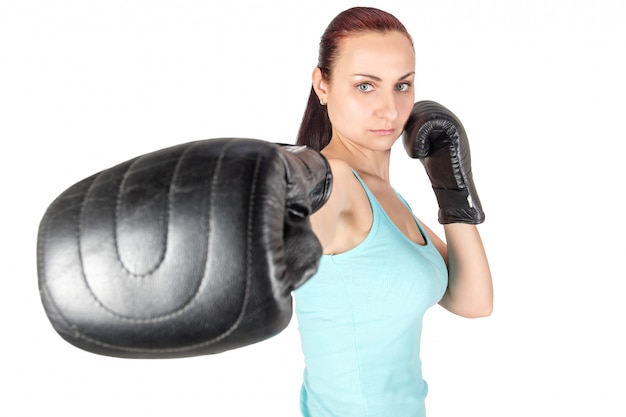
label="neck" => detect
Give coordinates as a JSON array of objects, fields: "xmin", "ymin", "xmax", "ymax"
[{"xmin": 321, "ymin": 136, "xmax": 392, "ymax": 183}]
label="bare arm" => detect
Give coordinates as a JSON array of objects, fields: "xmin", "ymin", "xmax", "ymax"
[
  {"xmin": 422, "ymin": 222, "xmax": 493, "ymax": 318},
  {"xmin": 309, "ymin": 157, "xmax": 373, "ymax": 255},
  {"xmin": 309, "ymin": 159, "xmax": 352, "ymax": 251},
  {"xmin": 405, "ymin": 101, "xmax": 493, "ymax": 318}
]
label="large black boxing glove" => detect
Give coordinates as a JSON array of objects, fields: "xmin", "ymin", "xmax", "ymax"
[
  {"xmin": 403, "ymin": 101, "xmax": 484, "ymax": 224},
  {"xmin": 37, "ymin": 138, "xmax": 332, "ymax": 359}
]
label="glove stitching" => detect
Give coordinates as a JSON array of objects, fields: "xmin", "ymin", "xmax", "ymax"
[
  {"xmin": 41, "ymin": 139, "xmax": 275, "ymax": 355},
  {"xmin": 74, "ymin": 143, "xmax": 206, "ymax": 323},
  {"xmin": 71, "ymin": 140, "xmax": 262, "ymax": 354},
  {"xmin": 114, "ymin": 156, "xmax": 170, "ymax": 278}
]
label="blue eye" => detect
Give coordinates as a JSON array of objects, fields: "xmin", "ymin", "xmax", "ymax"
[
  {"xmin": 396, "ymin": 82, "xmax": 411, "ymax": 92},
  {"xmin": 357, "ymin": 83, "xmax": 373, "ymax": 92}
]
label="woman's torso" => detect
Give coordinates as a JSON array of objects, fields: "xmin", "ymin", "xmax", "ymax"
[{"xmin": 294, "ymin": 171, "xmax": 448, "ymax": 417}]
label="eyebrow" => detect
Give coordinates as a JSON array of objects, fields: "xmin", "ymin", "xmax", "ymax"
[{"xmin": 352, "ymin": 71, "xmax": 415, "ymax": 82}]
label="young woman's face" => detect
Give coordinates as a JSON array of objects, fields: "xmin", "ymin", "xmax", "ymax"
[{"xmin": 319, "ymin": 31, "xmax": 415, "ymax": 151}]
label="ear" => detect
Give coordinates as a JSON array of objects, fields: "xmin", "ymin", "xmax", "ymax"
[{"xmin": 312, "ymin": 67, "xmax": 328, "ymax": 105}]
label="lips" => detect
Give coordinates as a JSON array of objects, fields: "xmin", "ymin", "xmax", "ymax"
[{"xmin": 370, "ymin": 129, "xmax": 396, "ymax": 136}]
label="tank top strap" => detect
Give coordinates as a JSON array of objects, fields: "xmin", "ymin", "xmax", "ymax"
[
  {"xmin": 350, "ymin": 170, "xmax": 384, "ymax": 216},
  {"xmin": 351, "ymin": 169, "xmax": 368, "ymax": 191},
  {"xmin": 351, "ymin": 170, "xmax": 430, "ymax": 244}
]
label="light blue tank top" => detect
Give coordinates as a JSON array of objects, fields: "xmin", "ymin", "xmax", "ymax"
[{"xmin": 294, "ymin": 172, "xmax": 448, "ymax": 417}]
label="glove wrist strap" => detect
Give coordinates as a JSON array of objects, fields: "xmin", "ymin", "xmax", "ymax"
[{"xmin": 433, "ymin": 188, "xmax": 484, "ymax": 224}]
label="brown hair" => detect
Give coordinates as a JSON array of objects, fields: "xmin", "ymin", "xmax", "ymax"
[{"xmin": 296, "ymin": 7, "xmax": 413, "ymax": 151}]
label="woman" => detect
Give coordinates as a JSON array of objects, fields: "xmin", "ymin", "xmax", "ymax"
[{"xmin": 293, "ymin": 7, "xmax": 493, "ymax": 416}]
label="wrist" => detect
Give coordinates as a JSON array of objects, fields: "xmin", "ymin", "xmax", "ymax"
[{"xmin": 433, "ymin": 188, "xmax": 484, "ymax": 224}]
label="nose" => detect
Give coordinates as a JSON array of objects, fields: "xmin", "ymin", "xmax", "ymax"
[{"xmin": 375, "ymin": 91, "xmax": 399, "ymax": 122}]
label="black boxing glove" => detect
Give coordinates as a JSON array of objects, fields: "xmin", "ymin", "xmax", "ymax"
[
  {"xmin": 37, "ymin": 138, "xmax": 332, "ymax": 359},
  {"xmin": 403, "ymin": 101, "xmax": 485, "ymax": 224}
]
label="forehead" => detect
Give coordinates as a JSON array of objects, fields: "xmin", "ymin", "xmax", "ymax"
[{"xmin": 334, "ymin": 31, "xmax": 415, "ymax": 76}]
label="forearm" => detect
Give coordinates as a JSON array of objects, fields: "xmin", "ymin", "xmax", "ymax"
[
  {"xmin": 403, "ymin": 100, "xmax": 492, "ymax": 317},
  {"xmin": 439, "ymin": 223, "xmax": 493, "ymax": 318}
]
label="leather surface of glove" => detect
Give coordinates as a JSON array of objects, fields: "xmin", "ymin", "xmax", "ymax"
[
  {"xmin": 37, "ymin": 138, "xmax": 332, "ymax": 358},
  {"xmin": 403, "ymin": 100, "xmax": 485, "ymax": 224}
]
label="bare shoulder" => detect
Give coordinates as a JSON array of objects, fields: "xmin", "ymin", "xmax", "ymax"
[
  {"xmin": 324, "ymin": 158, "xmax": 353, "ymax": 183},
  {"xmin": 320, "ymin": 158, "xmax": 364, "ymax": 206},
  {"xmin": 310, "ymin": 158, "xmax": 353, "ymax": 223},
  {"xmin": 310, "ymin": 158, "xmax": 371, "ymax": 253}
]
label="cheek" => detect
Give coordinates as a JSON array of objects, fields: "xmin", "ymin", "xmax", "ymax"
[
  {"xmin": 400, "ymin": 89, "xmax": 415, "ymax": 106},
  {"xmin": 398, "ymin": 96, "xmax": 414, "ymax": 119},
  {"xmin": 333, "ymin": 93, "xmax": 370, "ymax": 119}
]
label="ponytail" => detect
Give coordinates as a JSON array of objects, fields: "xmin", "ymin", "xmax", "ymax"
[{"xmin": 296, "ymin": 86, "xmax": 332, "ymax": 151}]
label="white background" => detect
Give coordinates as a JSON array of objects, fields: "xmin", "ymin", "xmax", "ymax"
[{"xmin": 1, "ymin": 0, "xmax": 625, "ymax": 416}]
